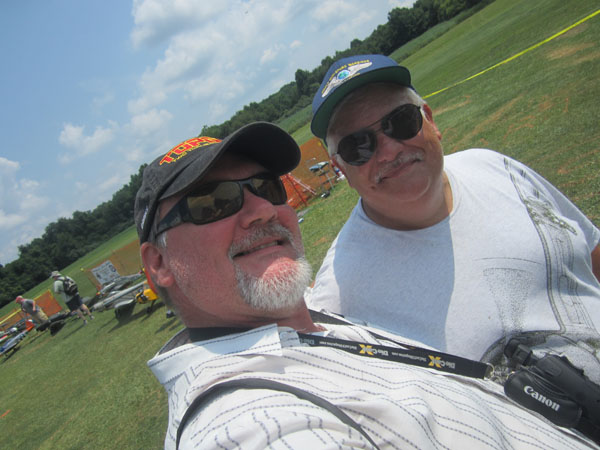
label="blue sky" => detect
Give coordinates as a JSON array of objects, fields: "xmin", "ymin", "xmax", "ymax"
[{"xmin": 0, "ymin": 0, "xmax": 413, "ymax": 265}]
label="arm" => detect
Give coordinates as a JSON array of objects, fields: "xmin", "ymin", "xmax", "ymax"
[
  {"xmin": 592, "ymin": 244, "xmax": 600, "ymax": 284},
  {"xmin": 177, "ymin": 388, "xmax": 377, "ymax": 449}
]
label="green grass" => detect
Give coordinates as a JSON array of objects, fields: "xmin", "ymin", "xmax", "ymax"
[
  {"xmin": 1, "ymin": 0, "xmax": 599, "ymax": 447},
  {"xmin": 417, "ymin": 0, "xmax": 600, "ymax": 224},
  {"xmin": 276, "ymin": 104, "xmax": 313, "ymax": 136},
  {"xmin": 0, "ymin": 303, "xmax": 181, "ymax": 449},
  {"xmin": 298, "ymin": 182, "xmax": 359, "ymax": 277}
]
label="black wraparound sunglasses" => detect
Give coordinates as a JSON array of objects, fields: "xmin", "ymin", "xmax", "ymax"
[
  {"xmin": 335, "ymin": 103, "xmax": 423, "ymax": 166},
  {"xmin": 155, "ymin": 174, "xmax": 287, "ymax": 235}
]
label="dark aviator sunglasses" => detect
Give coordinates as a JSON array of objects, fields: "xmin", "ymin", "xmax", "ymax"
[
  {"xmin": 155, "ymin": 174, "xmax": 287, "ymax": 235},
  {"xmin": 334, "ymin": 103, "xmax": 423, "ymax": 166}
]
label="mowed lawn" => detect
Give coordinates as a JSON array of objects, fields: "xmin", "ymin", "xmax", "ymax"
[{"xmin": 1, "ymin": 0, "xmax": 599, "ymax": 448}]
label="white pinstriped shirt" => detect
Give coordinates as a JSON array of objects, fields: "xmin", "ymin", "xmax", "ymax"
[{"xmin": 148, "ymin": 322, "xmax": 596, "ymax": 449}]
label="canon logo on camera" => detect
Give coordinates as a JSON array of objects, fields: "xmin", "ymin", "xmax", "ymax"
[{"xmin": 524, "ymin": 385, "xmax": 560, "ymax": 411}]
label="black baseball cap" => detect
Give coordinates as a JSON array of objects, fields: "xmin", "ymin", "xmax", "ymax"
[
  {"xmin": 311, "ymin": 54, "xmax": 412, "ymax": 139},
  {"xmin": 134, "ymin": 122, "xmax": 301, "ymax": 243}
]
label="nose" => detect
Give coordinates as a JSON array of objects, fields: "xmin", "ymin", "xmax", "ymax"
[
  {"xmin": 373, "ymin": 132, "xmax": 407, "ymax": 163},
  {"xmin": 238, "ymin": 188, "xmax": 277, "ymax": 228}
]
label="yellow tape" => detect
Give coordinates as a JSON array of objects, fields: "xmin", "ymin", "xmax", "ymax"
[
  {"xmin": 423, "ymin": 9, "xmax": 600, "ymax": 99},
  {"xmin": 0, "ymin": 309, "xmax": 23, "ymax": 325}
]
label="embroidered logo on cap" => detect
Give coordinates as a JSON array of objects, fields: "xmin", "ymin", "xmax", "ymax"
[
  {"xmin": 159, "ymin": 137, "xmax": 221, "ymax": 165},
  {"xmin": 321, "ymin": 60, "xmax": 373, "ymax": 98}
]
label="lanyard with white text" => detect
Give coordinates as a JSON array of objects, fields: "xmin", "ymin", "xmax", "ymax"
[{"xmin": 297, "ymin": 333, "xmax": 493, "ymax": 379}]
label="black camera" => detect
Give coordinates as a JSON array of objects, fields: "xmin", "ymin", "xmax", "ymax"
[{"xmin": 503, "ymin": 339, "xmax": 600, "ymax": 444}]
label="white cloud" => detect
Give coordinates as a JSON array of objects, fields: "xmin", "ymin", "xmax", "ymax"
[
  {"xmin": 0, "ymin": 158, "xmax": 47, "ymax": 253},
  {"xmin": 330, "ymin": 11, "xmax": 377, "ymax": 39},
  {"xmin": 310, "ymin": 0, "xmax": 356, "ymax": 23},
  {"xmin": 0, "ymin": 156, "xmax": 20, "ymax": 174},
  {"xmin": 126, "ymin": 0, "xmax": 310, "ymax": 128},
  {"xmin": 261, "ymin": 46, "xmax": 281, "ymax": 65},
  {"xmin": 131, "ymin": 0, "xmax": 227, "ymax": 48},
  {"xmin": 129, "ymin": 108, "xmax": 173, "ymax": 137},
  {"xmin": 92, "ymin": 92, "xmax": 115, "ymax": 111},
  {"xmin": 98, "ymin": 174, "xmax": 122, "ymax": 193},
  {"xmin": 290, "ymin": 40, "xmax": 302, "ymax": 49},
  {"xmin": 0, "ymin": 210, "xmax": 26, "ymax": 230},
  {"xmin": 58, "ymin": 121, "xmax": 118, "ymax": 161}
]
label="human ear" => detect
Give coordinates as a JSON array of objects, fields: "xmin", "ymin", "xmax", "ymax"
[
  {"xmin": 422, "ymin": 104, "xmax": 442, "ymax": 141},
  {"xmin": 140, "ymin": 242, "xmax": 175, "ymax": 288}
]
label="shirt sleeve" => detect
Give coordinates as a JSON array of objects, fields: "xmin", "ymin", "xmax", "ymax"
[
  {"xmin": 177, "ymin": 389, "xmax": 377, "ymax": 450},
  {"xmin": 510, "ymin": 155, "xmax": 600, "ymax": 251}
]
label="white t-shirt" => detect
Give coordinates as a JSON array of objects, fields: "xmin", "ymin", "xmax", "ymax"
[
  {"xmin": 148, "ymin": 323, "xmax": 596, "ymax": 449},
  {"xmin": 307, "ymin": 149, "xmax": 600, "ymax": 381}
]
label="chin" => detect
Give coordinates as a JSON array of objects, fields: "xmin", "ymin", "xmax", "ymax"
[{"xmin": 235, "ymin": 257, "xmax": 312, "ymax": 312}]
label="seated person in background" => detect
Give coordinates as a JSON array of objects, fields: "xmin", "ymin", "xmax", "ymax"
[
  {"xmin": 306, "ymin": 54, "xmax": 600, "ymax": 382},
  {"xmin": 135, "ymin": 122, "xmax": 597, "ymax": 449}
]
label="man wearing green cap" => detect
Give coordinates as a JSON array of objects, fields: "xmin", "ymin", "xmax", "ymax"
[{"xmin": 307, "ymin": 54, "xmax": 600, "ymax": 383}]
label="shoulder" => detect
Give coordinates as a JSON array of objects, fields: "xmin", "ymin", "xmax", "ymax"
[
  {"xmin": 444, "ymin": 149, "xmax": 535, "ymax": 182},
  {"xmin": 445, "ymin": 148, "xmax": 506, "ymax": 168}
]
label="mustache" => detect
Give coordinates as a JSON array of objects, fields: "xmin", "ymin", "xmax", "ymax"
[
  {"xmin": 375, "ymin": 149, "xmax": 424, "ymax": 183},
  {"xmin": 228, "ymin": 223, "xmax": 299, "ymax": 259}
]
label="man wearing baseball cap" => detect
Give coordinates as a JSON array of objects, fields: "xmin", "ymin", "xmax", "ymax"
[
  {"xmin": 136, "ymin": 122, "xmax": 597, "ymax": 448},
  {"xmin": 307, "ymin": 54, "xmax": 600, "ymax": 383}
]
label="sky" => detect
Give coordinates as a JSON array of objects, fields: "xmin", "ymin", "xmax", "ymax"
[{"xmin": 0, "ymin": 0, "xmax": 414, "ymax": 265}]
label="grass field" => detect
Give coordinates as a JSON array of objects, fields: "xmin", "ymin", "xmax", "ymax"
[{"xmin": 1, "ymin": 0, "xmax": 599, "ymax": 447}]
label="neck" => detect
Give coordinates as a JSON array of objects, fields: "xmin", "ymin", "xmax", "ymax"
[
  {"xmin": 181, "ymin": 301, "xmax": 323, "ymax": 333},
  {"xmin": 273, "ymin": 305, "xmax": 324, "ymax": 332}
]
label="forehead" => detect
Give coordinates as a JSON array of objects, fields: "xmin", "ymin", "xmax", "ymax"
[{"xmin": 329, "ymin": 83, "xmax": 413, "ymax": 135}]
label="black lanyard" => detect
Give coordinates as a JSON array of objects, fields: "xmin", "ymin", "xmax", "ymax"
[
  {"xmin": 299, "ymin": 310, "xmax": 494, "ymax": 379},
  {"xmin": 179, "ymin": 311, "xmax": 493, "ymax": 379},
  {"xmin": 297, "ymin": 333, "xmax": 492, "ymax": 379}
]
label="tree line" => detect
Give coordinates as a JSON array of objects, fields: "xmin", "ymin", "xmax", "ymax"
[{"xmin": 0, "ymin": 0, "xmax": 487, "ymax": 307}]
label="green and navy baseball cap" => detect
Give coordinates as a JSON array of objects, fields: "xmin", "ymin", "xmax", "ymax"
[
  {"xmin": 311, "ymin": 54, "xmax": 412, "ymax": 139},
  {"xmin": 134, "ymin": 122, "xmax": 300, "ymax": 243}
]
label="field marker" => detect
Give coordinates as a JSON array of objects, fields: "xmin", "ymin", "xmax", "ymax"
[{"xmin": 424, "ymin": 9, "xmax": 600, "ymax": 99}]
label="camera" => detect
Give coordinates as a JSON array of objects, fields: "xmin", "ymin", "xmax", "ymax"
[{"xmin": 503, "ymin": 339, "xmax": 600, "ymax": 444}]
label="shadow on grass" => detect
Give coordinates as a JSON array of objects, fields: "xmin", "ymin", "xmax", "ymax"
[
  {"xmin": 155, "ymin": 317, "xmax": 181, "ymax": 335},
  {"xmin": 57, "ymin": 319, "xmax": 87, "ymax": 340},
  {"xmin": 104, "ymin": 300, "xmax": 175, "ymax": 333}
]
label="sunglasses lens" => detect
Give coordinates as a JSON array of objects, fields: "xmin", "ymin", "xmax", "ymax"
[
  {"xmin": 185, "ymin": 176, "xmax": 287, "ymax": 225},
  {"xmin": 336, "ymin": 104, "xmax": 423, "ymax": 167},
  {"xmin": 384, "ymin": 104, "xmax": 423, "ymax": 140},
  {"xmin": 187, "ymin": 182, "xmax": 243, "ymax": 224},
  {"xmin": 338, "ymin": 132, "xmax": 376, "ymax": 166},
  {"xmin": 250, "ymin": 178, "xmax": 287, "ymax": 205}
]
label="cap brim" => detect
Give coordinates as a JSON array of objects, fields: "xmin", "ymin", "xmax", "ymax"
[
  {"xmin": 311, "ymin": 65, "xmax": 411, "ymax": 139},
  {"xmin": 161, "ymin": 122, "xmax": 300, "ymax": 200}
]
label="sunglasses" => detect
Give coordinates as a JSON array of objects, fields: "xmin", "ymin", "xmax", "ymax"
[
  {"xmin": 155, "ymin": 174, "xmax": 287, "ymax": 235},
  {"xmin": 335, "ymin": 103, "xmax": 423, "ymax": 166}
]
